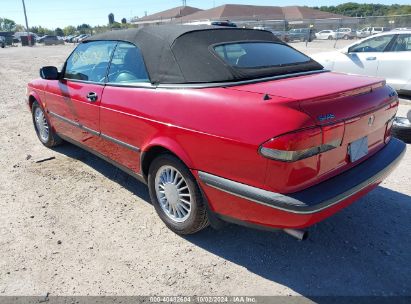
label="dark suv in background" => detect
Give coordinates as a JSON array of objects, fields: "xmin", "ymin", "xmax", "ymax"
[
  {"xmin": 37, "ymin": 35, "xmax": 64, "ymax": 45},
  {"xmin": 288, "ymin": 28, "xmax": 316, "ymax": 42}
]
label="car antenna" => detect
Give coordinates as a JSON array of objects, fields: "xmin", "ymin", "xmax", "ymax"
[{"xmin": 263, "ymin": 94, "xmax": 271, "ymax": 101}]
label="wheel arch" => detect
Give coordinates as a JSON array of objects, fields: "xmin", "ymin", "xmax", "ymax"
[
  {"xmin": 28, "ymin": 91, "xmax": 43, "ymax": 112},
  {"xmin": 140, "ymin": 137, "xmax": 194, "ymax": 181}
]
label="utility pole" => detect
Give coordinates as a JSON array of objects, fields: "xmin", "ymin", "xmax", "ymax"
[
  {"xmin": 182, "ymin": 0, "xmax": 186, "ymax": 6},
  {"xmin": 21, "ymin": 0, "xmax": 31, "ymax": 46}
]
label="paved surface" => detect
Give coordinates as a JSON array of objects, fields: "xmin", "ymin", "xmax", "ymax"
[{"xmin": 0, "ymin": 43, "xmax": 410, "ymax": 297}]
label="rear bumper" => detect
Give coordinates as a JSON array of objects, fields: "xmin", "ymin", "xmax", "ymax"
[{"xmin": 198, "ymin": 138, "xmax": 406, "ymax": 228}]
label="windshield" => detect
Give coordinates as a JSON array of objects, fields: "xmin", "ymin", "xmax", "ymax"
[{"xmin": 214, "ymin": 42, "xmax": 311, "ymax": 68}]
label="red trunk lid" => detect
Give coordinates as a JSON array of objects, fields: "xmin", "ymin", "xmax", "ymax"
[
  {"xmin": 228, "ymin": 72, "xmax": 389, "ymax": 121},
  {"xmin": 228, "ymin": 71, "xmax": 399, "ymax": 193}
]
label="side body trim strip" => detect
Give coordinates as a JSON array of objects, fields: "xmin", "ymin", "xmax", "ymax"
[{"xmin": 48, "ymin": 111, "xmax": 140, "ymax": 152}]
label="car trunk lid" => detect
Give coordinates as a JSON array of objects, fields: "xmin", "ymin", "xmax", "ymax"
[
  {"xmin": 228, "ymin": 72, "xmax": 387, "ymax": 119},
  {"xmin": 228, "ymin": 71, "xmax": 399, "ymax": 193}
]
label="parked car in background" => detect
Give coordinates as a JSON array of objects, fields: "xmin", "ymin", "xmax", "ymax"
[
  {"xmin": 0, "ymin": 36, "xmax": 5, "ymax": 48},
  {"xmin": 311, "ymin": 30, "xmax": 411, "ymax": 95},
  {"xmin": 185, "ymin": 20, "xmax": 237, "ymax": 27},
  {"xmin": 73, "ymin": 34, "xmax": 88, "ymax": 43},
  {"xmin": 27, "ymin": 26, "xmax": 405, "ymax": 237},
  {"xmin": 14, "ymin": 31, "xmax": 38, "ymax": 42},
  {"xmin": 356, "ymin": 27, "xmax": 371, "ymax": 38},
  {"xmin": 77, "ymin": 34, "xmax": 91, "ymax": 42},
  {"xmin": 254, "ymin": 27, "xmax": 289, "ymax": 42},
  {"xmin": 64, "ymin": 35, "xmax": 74, "ymax": 42},
  {"xmin": 37, "ymin": 35, "xmax": 64, "ymax": 45},
  {"xmin": 288, "ymin": 28, "xmax": 316, "ymax": 42},
  {"xmin": 356, "ymin": 27, "xmax": 390, "ymax": 38},
  {"xmin": 210, "ymin": 20, "xmax": 237, "ymax": 27},
  {"xmin": 315, "ymin": 30, "xmax": 337, "ymax": 40},
  {"xmin": 336, "ymin": 28, "xmax": 356, "ymax": 39},
  {"xmin": 268, "ymin": 30, "xmax": 289, "ymax": 42},
  {"xmin": 67, "ymin": 35, "xmax": 81, "ymax": 42}
]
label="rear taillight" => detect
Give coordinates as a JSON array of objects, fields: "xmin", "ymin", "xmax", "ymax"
[{"xmin": 260, "ymin": 124, "xmax": 344, "ymax": 162}]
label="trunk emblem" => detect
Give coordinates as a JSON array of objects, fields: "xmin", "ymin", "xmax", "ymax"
[
  {"xmin": 318, "ymin": 114, "xmax": 335, "ymax": 122},
  {"xmin": 368, "ymin": 115, "xmax": 375, "ymax": 126}
]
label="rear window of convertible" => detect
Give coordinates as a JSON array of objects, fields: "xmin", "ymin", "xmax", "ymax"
[{"xmin": 214, "ymin": 42, "xmax": 311, "ymax": 68}]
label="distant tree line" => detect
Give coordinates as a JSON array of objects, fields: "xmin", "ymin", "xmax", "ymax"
[
  {"xmin": 0, "ymin": 12, "xmax": 133, "ymax": 37},
  {"xmin": 313, "ymin": 2, "xmax": 411, "ymax": 17}
]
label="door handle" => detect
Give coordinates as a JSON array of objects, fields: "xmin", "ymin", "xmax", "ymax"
[
  {"xmin": 366, "ymin": 57, "xmax": 377, "ymax": 61},
  {"xmin": 86, "ymin": 92, "xmax": 98, "ymax": 102}
]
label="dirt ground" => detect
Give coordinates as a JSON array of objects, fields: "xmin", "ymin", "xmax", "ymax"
[{"xmin": 0, "ymin": 41, "xmax": 410, "ymax": 297}]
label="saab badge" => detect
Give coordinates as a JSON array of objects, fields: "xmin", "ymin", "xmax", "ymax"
[{"xmin": 318, "ymin": 113, "xmax": 336, "ymax": 122}]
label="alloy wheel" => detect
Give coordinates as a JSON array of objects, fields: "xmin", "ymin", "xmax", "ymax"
[
  {"xmin": 154, "ymin": 165, "xmax": 192, "ymax": 223},
  {"xmin": 34, "ymin": 107, "xmax": 49, "ymax": 142}
]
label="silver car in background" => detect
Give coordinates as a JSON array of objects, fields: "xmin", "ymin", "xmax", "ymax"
[
  {"xmin": 336, "ymin": 28, "xmax": 356, "ymax": 40},
  {"xmin": 311, "ymin": 31, "xmax": 411, "ymax": 95},
  {"xmin": 356, "ymin": 27, "xmax": 390, "ymax": 38}
]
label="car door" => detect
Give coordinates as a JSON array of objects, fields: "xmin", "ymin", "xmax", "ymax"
[
  {"xmin": 376, "ymin": 33, "xmax": 411, "ymax": 91},
  {"xmin": 47, "ymin": 41, "xmax": 116, "ymax": 143},
  {"xmin": 97, "ymin": 42, "xmax": 152, "ymax": 174},
  {"xmin": 332, "ymin": 34, "xmax": 396, "ymax": 77}
]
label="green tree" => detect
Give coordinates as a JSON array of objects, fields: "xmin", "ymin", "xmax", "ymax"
[
  {"xmin": 63, "ymin": 25, "xmax": 76, "ymax": 36},
  {"xmin": 55, "ymin": 27, "xmax": 64, "ymax": 36},
  {"xmin": 14, "ymin": 24, "xmax": 25, "ymax": 32},
  {"xmin": 30, "ymin": 25, "xmax": 53, "ymax": 36},
  {"xmin": 111, "ymin": 21, "xmax": 121, "ymax": 29},
  {"xmin": 93, "ymin": 25, "xmax": 109, "ymax": 34},
  {"xmin": 0, "ymin": 17, "xmax": 17, "ymax": 31},
  {"xmin": 315, "ymin": 3, "xmax": 411, "ymax": 17},
  {"xmin": 77, "ymin": 23, "xmax": 92, "ymax": 34}
]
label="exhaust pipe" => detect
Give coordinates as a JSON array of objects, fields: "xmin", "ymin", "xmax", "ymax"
[{"xmin": 283, "ymin": 229, "xmax": 308, "ymax": 241}]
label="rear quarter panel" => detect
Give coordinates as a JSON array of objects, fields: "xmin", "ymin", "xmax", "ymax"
[{"xmin": 99, "ymin": 85, "xmax": 316, "ymax": 188}]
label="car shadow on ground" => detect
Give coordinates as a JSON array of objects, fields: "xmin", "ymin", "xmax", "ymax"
[
  {"xmin": 54, "ymin": 142, "xmax": 411, "ymax": 297},
  {"xmin": 186, "ymin": 186, "xmax": 411, "ymax": 296},
  {"xmin": 53, "ymin": 142, "xmax": 151, "ymax": 203}
]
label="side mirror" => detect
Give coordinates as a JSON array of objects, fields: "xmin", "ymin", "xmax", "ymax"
[{"xmin": 40, "ymin": 66, "xmax": 59, "ymax": 80}]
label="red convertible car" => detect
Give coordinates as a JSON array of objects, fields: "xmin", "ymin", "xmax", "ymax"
[{"xmin": 27, "ymin": 26, "xmax": 405, "ymax": 238}]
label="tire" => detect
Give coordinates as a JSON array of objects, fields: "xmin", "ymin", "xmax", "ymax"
[
  {"xmin": 328, "ymin": 36, "xmax": 333, "ymax": 40},
  {"xmin": 343, "ymin": 35, "xmax": 349, "ymax": 40},
  {"xmin": 32, "ymin": 101, "xmax": 62, "ymax": 148},
  {"xmin": 392, "ymin": 117, "xmax": 411, "ymax": 143},
  {"xmin": 148, "ymin": 154, "xmax": 209, "ymax": 235}
]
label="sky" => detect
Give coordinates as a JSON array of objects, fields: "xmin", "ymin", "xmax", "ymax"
[{"xmin": 1, "ymin": 0, "xmax": 410, "ymax": 29}]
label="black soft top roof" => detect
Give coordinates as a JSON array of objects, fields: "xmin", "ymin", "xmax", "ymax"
[{"xmin": 84, "ymin": 25, "xmax": 323, "ymax": 84}]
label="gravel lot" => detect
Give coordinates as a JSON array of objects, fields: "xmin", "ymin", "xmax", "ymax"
[{"xmin": 0, "ymin": 41, "xmax": 410, "ymax": 297}]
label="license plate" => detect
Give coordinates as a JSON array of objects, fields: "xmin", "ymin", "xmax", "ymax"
[{"xmin": 349, "ymin": 136, "xmax": 368, "ymax": 162}]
